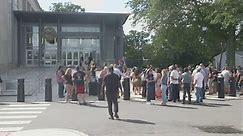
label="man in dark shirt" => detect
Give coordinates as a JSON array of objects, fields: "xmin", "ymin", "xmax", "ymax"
[{"xmin": 103, "ymin": 65, "xmax": 120, "ymax": 120}]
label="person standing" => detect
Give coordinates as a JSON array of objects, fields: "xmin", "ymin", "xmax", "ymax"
[
  {"xmin": 221, "ymin": 67, "xmax": 232, "ymax": 94},
  {"xmin": 84, "ymin": 65, "xmax": 91, "ymax": 94},
  {"xmin": 170, "ymin": 65, "xmax": 180, "ymax": 102},
  {"xmin": 181, "ymin": 67, "xmax": 192, "ymax": 104},
  {"xmin": 99, "ymin": 66, "xmax": 109, "ymax": 99},
  {"xmin": 113, "ymin": 64, "xmax": 127, "ymax": 97},
  {"xmin": 62, "ymin": 68, "xmax": 74, "ymax": 103},
  {"xmin": 103, "ymin": 66, "xmax": 120, "ymax": 120},
  {"xmin": 160, "ymin": 69, "xmax": 168, "ymax": 105},
  {"xmin": 56, "ymin": 66, "xmax": 65, "ymax": 98},
  {"xmin": 194, "ymin": 68, "xmax": 204, "ymax": 103},
  {"xmin": 73, "ymin": 66, "xmax": 87, "ymax": 105},
  {"xmin": 155, "ymin": 68, "xmax": 162, "ymax": 99},
  {"xmin": 146, "ymin": 68, "xmax": 156, "ymax": 104}
]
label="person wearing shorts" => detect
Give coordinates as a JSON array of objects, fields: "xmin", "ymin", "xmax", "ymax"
[{"xmin": 73, "ymin": 66, "xmax": 87, "ymax": 105}]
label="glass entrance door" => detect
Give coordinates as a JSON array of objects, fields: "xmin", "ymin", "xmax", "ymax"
[
  {"xmin": 62, "ymin": 38, "xmax": 100, "ymax": 66},
  {"xmin": 63, "ymin": 51, "xmax": 83, "ymax": 66}
]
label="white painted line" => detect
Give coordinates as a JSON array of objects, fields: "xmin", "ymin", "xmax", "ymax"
[
  {"xmin": 0, "ymin": 107, "xmax": 46, "ymax": 111},
  {"xmin": 0, "ymin": 120, "xmax": 31, "ymax": 125},
  {"xmin": 0, "ymin": 127, "xmax": 24, "ymax": 132},
  {"xmin": 8, "ymin": 104, "xmax": 50, "ymax": 107},
  {"xmin": 0, "ymin": 115, "xmax": 37, "ymax": 119},
  {"xmin": 0, "ymin": 111, "xmax": 42, "ymax": 114}
]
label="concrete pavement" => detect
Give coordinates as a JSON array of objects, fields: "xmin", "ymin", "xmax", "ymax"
[
  {"xmin": 0, "ymin": 95, "xmax": 242, "ymax": 136},
  {"xmin": 0, "ymin": 79, "xmax": 243, "ymax": 136}
]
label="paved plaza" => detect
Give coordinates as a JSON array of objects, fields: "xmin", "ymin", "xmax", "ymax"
[
  {"xmin": 0, "ymin": 68, "xmax": 242, "ymax": 136},
  {"xmin": 0, "ymin": 87, "xmax": 243, "ymax": 136}
]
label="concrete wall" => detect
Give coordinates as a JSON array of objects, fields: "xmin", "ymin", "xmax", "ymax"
[
  {"xmin": 102, "ymin": 23, "xmax": 124, "ymax": 65},
  {"xmin": 0, "ymin": 1, "xmax": 13, "ymax": 67},
  {"xmin": 15, "ymin": 0, "xmax": 42, "ymax": 11},
  {"xmin": 0, "ymin": 0, "xmax": 41, "ymax": 71}
]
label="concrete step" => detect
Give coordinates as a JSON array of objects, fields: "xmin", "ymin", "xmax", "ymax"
[{"xmin": 0, "ymin": 89, "xmax": 32, "ymax": 96}]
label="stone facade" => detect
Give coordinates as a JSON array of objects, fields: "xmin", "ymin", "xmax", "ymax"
[{"xmin": 0, "ymin": 0, "xmax": 41, "ymax": 71}]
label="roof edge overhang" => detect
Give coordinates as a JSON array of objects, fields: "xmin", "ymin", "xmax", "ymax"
[{"xmin": 14, "ymin": 10, "xmax": 130, "ymax": 25}]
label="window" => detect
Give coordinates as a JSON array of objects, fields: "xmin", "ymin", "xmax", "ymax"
[
  {"xmin": 13, "ymin": 0, "xmax": 18, "ymax": 10},
  {"xmin": 62, "ymin": 25, "xmax": 100, "ymax": 32},
  {"xmin": 22, "ymin": 0, "xmax": 26, "ymax": 11}
]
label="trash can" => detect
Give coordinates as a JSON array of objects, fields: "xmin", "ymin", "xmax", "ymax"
[
  {"xmin": 217, "ymin": 75, "xmax": 224, "ymax": 98},
  {"xmin": 17, "ymin": 78, "xmax": 25, "ymax": 102},
  {"xmin": 45, "ymin": 78, "xmax": 52, "ymax": 102},
  {"xmin": 97, "ymin": 78, "xmax": 105, "ymax": 100},
  {"xmin": 123, "ymin": 78, "xmax": 130, "ymax": 100}
]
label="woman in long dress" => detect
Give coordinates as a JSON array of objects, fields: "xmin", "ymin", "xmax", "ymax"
[{"xmin": 146, "ymin": 68, "xmax": 155, "ymax": 104}]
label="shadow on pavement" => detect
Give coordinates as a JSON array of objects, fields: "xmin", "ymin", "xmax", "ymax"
[
  {"xmin": 191, "ymin": 102, "xmax": 231, "ymax": 107},
  {"xmin": 117, "ymin": 118, "xmax": 156, "ymax": 125},
  {"xmin": 85, "ymin": 103, "xmax": 108, "ymax": 108},
  {"xmin": 129, "ymin": 99, "xmax": 146, "ymax": 104},
  {"xmin": 0, "ymin": 102, "xmax": 10, "ymax": 105},
  {"xmin": 152, "ymin": 103, "xmax": 198, "ymax": 110}
]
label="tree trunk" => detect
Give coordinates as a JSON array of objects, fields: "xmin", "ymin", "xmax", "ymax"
[
  {"xmin": 219, "ymin": 51, "xmax": 223, "ymax": 71},
  {"xmin": 226, "ymin": 30, "xmax": 236, "ymax": 69}
]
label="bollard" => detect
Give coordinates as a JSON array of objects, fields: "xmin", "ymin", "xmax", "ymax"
[
  {"xmin": 98, "ymin": 78, "xmax": 105, "ymax": 100},
  {"xmin": 17, "ymin": 78, "xmax": 25, "ymax": 102},
  {"xmin": 229, "ymin": 77, "xmax": 236, "ymax": 97},
  {"xmin": 217, "ymin": 75, "xmax": 224, "ymax": 98},
  {"xmin": 45, "ymin": 78, "xmax": 52, "ymax": 102},
  {"xmin": 123, "ymin": 78, "xmax": 130, "ymax": 100}
]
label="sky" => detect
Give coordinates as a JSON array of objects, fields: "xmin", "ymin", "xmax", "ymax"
[{"xmin": 37, "ymin": 0, "xmax": 143, "ymax": 34}]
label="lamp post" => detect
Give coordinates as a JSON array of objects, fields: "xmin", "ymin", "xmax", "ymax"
[{"xmin": 202, "ymin": 26, "xmax": 207, "ymax": 99}]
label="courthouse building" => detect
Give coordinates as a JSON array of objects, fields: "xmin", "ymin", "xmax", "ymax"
[{"xmin": 0, "ymin": 0, "xmax": 129, "ymax": 70}]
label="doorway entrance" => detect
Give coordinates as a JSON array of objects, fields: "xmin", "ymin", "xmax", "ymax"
[{"xmin": 62, "ymin": 38, "xmax": 100, "ymax": 66}]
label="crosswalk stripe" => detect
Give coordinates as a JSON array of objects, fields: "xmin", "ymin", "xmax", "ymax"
[
  {"xmin": 0, "ymin": 111, "xmax": 42, "ymax": 114},
  {"xmin": 0, "ymin": 103, "xmax": 49, "ymax": 133},
  {"xmin": 0, "ymin": 127, "xmax": 24, "ymax": 132},
  {"xmin": 0, "ymin": 121, "xmax": 31, "ymax": 125},
  {"xmin": 0, "ymin": 115, "xmax": 37, "ymax": 119},
  {"xmin": 8, "ymin": 104, "xmax": 50, "ymax": 107},
  {"xmin": 0, "ymin": 107, "xmax": 46, "ymax": 111}
]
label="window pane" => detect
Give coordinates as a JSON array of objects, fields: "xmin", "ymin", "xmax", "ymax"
[
  {"xmin": 73, "ymin": 52, "xmax": 78, "ymax": 59},
  {"xmin": 62, "ymin": 25, "xmax": 100, "ymax": 32},
  {"xmin": 67, "ymin": 52, "xmax": 72, "ymax": 59}
]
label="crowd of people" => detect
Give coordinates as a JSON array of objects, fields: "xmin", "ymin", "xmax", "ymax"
[
  {"xmin": 55, "ymin": 61, "xmax": 243, "ymax": 118},
  {"xmin": 129, "ymin": 64, "xmax": 243, "ymax": 105}
]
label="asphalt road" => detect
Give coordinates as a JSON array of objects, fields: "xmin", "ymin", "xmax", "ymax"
[{"xmin": 1, "ymin": 95, "xmax": 242, "ymax": 136}]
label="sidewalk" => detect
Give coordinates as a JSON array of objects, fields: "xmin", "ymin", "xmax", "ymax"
[{"xmin": 0, "ymin": 67, "xmax": 55, "ymax": 97}]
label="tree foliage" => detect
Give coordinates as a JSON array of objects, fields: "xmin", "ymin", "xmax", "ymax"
[
  {"xmin": 49, "ymin": 2, "xmax": 85, "ymax": 12},
  {"xmin": 126, "ymin": 0, "xmax": 243, "ymax": 68},
  {"xmin": 124, "ymin": 30, "xmax": 150, "ymax": 67}
]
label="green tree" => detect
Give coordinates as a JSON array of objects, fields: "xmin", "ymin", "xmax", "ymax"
[
  {"xmin": 124, "ymin": 30, "xmax": 150, "ymax": 67},
  {"xmin": 127, "ymin": 0, "xmax": 243, "ymax": 68},
  {"xmin": 49, "ymin": 2, "xmax": 85, "ymax": 12},
  {"xmin": 203, "ymin": 0, "xmax": 243, "ymax": 68}
]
